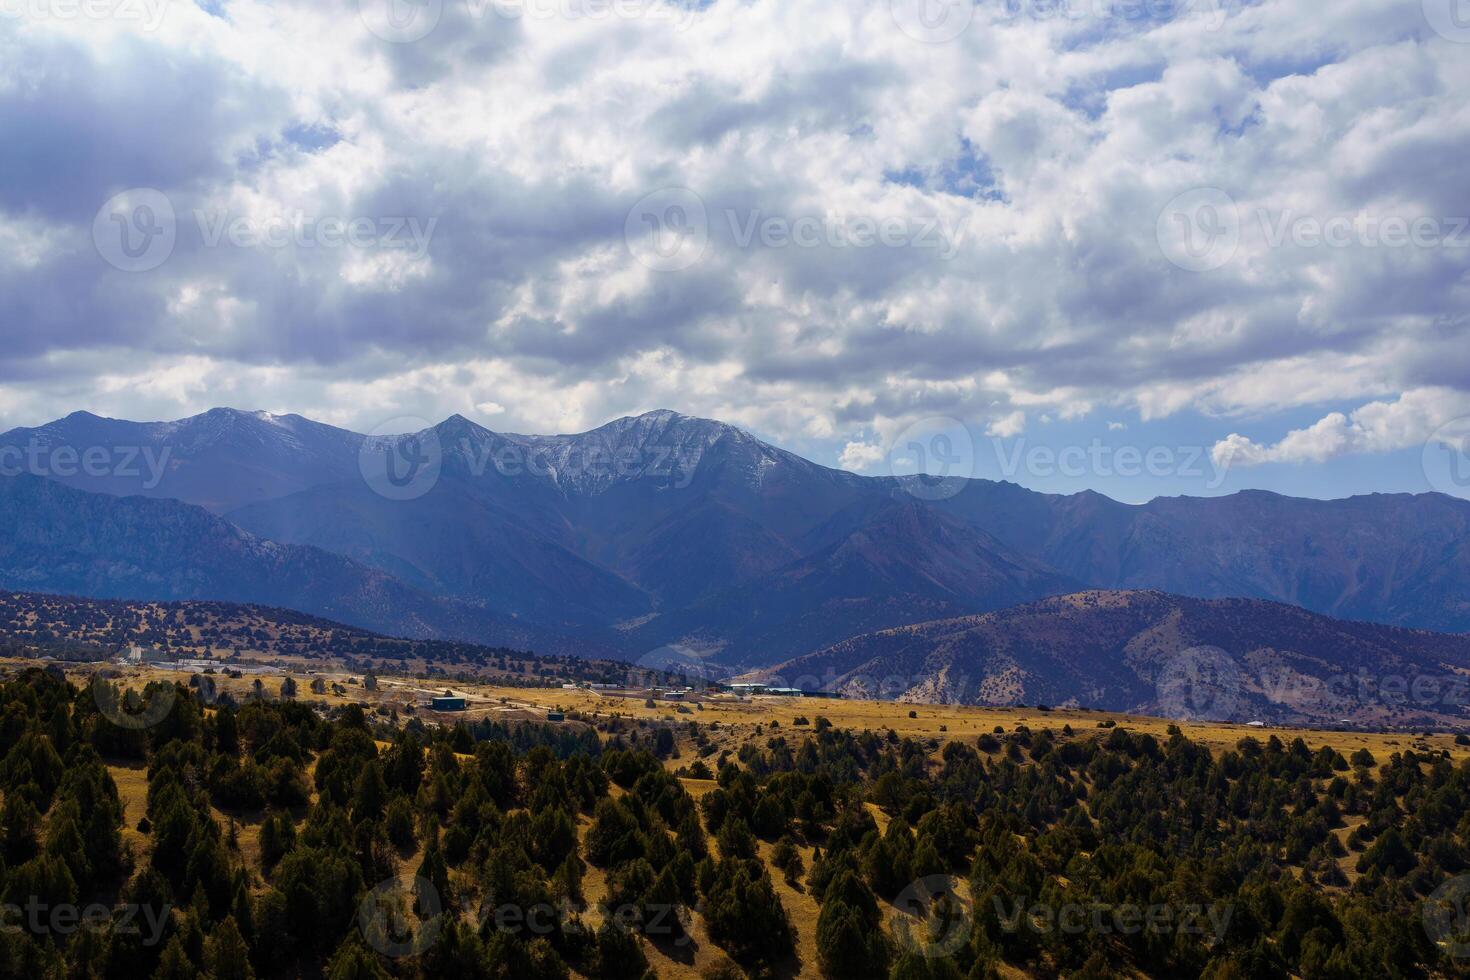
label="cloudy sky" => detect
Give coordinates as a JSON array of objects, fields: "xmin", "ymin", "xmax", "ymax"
[{"xmin": 2, "ymin": 0, "xmax": 1468, "ymax": 501}]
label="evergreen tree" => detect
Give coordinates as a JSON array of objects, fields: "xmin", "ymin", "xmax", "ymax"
[{"xmin": 204, "ymin": 916, "xmax": 255, "ymax": 980}]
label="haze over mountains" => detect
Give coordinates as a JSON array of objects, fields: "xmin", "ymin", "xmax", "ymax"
[
  {"xmin": 4, "ymin": 407, "xmax": 1470, "ymax": 675},
  {"xmin": 0, "ymin": 473, "xmax": 587, "ymax": 656}
]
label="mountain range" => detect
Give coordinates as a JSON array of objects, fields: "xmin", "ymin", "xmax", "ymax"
[
  {"xmin": 758, "ymin": 590, "xmax": 1470, "ymax": 727},
  {"xmin": 4, "ymin": 407, "xmax": 1470, "ymax": 674}
]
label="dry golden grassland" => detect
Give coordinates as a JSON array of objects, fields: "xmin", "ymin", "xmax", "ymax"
[
  {"xmin": 457, "ymin": 682, "xmax": 1470, "ymax": 765},
  {"xmin": 24, "ymin": 654, "xmax": 1464, "ymax": 766}
]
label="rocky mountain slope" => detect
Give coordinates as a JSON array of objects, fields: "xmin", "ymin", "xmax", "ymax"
[{"xmin": 761, "ymin": 590, "xmax": 1470, "ymax": 726}]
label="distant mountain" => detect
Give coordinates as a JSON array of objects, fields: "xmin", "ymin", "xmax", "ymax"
[
  {"xmin": 0, "ymin": 474, "xmax": 596, "ymax": 656},
  {"xmin": 936, "ymin": 487, "xmax": 1470, "ymax": 634},
  {"xmin": 228, "ymin": 411, "xmax": 886, "ymax": 640},
  {"xmin": 630, "ymin": 501, "xmax": 1078, "ymax": 666},
  {"xmin": 761, "ymin": 590, "xmax": 1470, "ymax": 727},
  {"xmin": 8, "ymin": 407, "xmax": 1470, "ymax": 664},
  {"xmin": 0, "ymin": 408, "xmax": 363, "ymax": 512},
  {"xmin": 229, "ymin": 475, "xmax": 653, "ymax": 628}
]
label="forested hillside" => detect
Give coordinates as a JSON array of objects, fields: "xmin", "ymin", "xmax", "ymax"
[
  {"xmin": 0, "ymin": 591, "xmax": 639, "ymax": 686},
  {"xmin": 1, "ymin": 670, "xmax": 1469, "ymax": 977}
]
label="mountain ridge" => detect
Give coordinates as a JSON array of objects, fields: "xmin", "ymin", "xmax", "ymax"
[
  {"xmin": 757, "ymin": 589, "xmax": 1470, "ymax": 726},
  {"xmin": 7, "ymin": 407, "xmax": 1470, "ymax": 661},
  {"xmin": 0, "ymin": 473, "xmax": 602, "ymax": 658}
]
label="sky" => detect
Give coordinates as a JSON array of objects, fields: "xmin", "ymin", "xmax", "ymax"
[{"xmin": 1, "ymin": 0, "xmax": 1468, "ymax": 502}]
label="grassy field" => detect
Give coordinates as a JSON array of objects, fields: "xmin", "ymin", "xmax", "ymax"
[
  {"xmin": 44, "ymin": 655, "xmax": 1468, "ymax": 764},
  {"xmin": 446, "ymin": 682, "xmax": 1470, "ymax": 765}
]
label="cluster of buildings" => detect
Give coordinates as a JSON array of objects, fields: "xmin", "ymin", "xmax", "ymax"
[
  {"xmin": 115, "ymin": 646, "xmax": 279, "ymax": 676},
  {"xmin": 555, "ymin": 679, "xmax": 844, "ymax": 701},
  {"xmin": 727, "ymin": 682, "xmax": 842, "ymax": 699}
]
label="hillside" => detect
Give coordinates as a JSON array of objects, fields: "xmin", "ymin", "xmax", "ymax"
[
  {"xmin": 0, "ymin": 590, "xmax": 642, "ymax": 685},
  {"xmin": 6, "ymin": 664, "xmax": 1470, "ymax": 979},
  {"xmin": 763, "ymin": 590, "xmax": 1470, "ymax": 728},
  {"xmin": 630, "ymin": 500, "xmax": 1078, "ymax": 666},
  {"xmin": 0, "ymin": 474, "xmax": 602, "ymax": 657}
]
